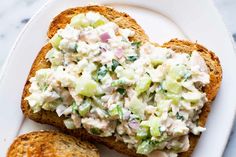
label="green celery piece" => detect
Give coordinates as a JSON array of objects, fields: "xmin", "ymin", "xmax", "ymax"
[
  {"xmin": 91, "ymin": 19, "xmax": 105, "ymax": 28},
  {"xmin": 79, "ymin": 100, "xmax": 91, "ymax": 117},
  {"xmin": 63, "ymin": 118, "xmax": 76, "ymax": 129},
  {"xmin": 108, "ymin": 104, "xmax": 123, "ymax": 119},
  {"xmin": 50, "ymin": 34, "xmax": 62, "ymax": 49},
  {"xmin": 140, "ymin": 116, "xmax": 161, "ymax": 137},
  {"xmin": 136, "ymin": 127, "xmax": 149, "ymax": 140},
  {"xmin": 76, "ymin": 75, "xmax": 100, "ymax": 97},
  {"xmin": 92, "ymin": 96, "xmax": 105, "ymax": 109},
  {"xmin": 162, "ymin": 77, "xmax": 182, "ymax": 94},
  {"xmin": 129, "ymin": 96, "xmax": 145, "ymax": 119},
  {"xmin": 70, "ymin": 14, "xmax": 89, "ymax": 29},
  {"xmin": 135, "ymin": 74, "xmax": 152, "ymax": 95},
  {"xmin": 136, "ymin": 140, "xmax": 154, "ymax": 155}
]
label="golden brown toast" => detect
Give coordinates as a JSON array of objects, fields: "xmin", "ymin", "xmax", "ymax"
[
  {"xmin": 7, "ymin": 131, "xmax": 99, "ymax": 157},
  {"xmin": 21, "ymin": 5, "xmax": 222, "ymax": 157}
]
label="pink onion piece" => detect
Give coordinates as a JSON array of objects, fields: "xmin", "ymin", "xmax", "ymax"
[
  {"xmin": 128, "ymin": 120, "xmax": 140, "ymax": 130},
  {"xmin": 115, "ymin": 48, "xmax": 124, "ymax": 59},
  {"xmin": 100, "ymin": 32, "xmax": 111, "ymax": 42}
]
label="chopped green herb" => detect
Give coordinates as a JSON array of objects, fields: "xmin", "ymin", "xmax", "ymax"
[
  {"xmin": 116, "ymin": 88, "xmax": 126, "ymax": 95},
  {"xmin": 127, "ymin": 55, "xmax": 138, "ymax": 62},
  {"xmin": 176, "ymin": 112, "xmax": 184, "ymax": 121},
  {"xmin": 111, "ymin": 59, "xmax": 121, "ymax": 71},
  {"xmin": 131, "ymin": 41, "xmax": 142, "ymax": 49},
  {"xmin": 90, "ymin": 128, "xmax": 102, "ymax": 135},
  {"xmin": 97, "ymin": 65, "xmax": 108, "ymax": 81}
]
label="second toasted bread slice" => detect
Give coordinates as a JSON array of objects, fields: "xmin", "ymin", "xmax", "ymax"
[{"xmin": 7, "ymin": 131, "xmax": 99, "ymax": 157}]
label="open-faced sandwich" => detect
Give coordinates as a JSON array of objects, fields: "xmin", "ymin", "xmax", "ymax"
[{"xmin": 21, "ymin": 5, "xmax": 222, "ymax": 157}]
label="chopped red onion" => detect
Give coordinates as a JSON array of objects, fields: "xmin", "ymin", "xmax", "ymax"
[
  {"xmin": 128, "ymin": 120, "xmax": 140, "ymax": 130},
  {"xmin": 115, "ymin": 48, "xmax": 124, "ymax": 59},
  {"xmin": 100, "ymin": 32, "xmax": 110, "ymax": 42}
]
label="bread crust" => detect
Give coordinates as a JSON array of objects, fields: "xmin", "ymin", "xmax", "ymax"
[
  {"xmin": 7, "ymin": 131, "xmax": 99, "ymax": 157},
  {"xmin": 47, "ymin": 5, "xmax": 148, "ymax": 42},
  {"xmin": 21, "ymin": 6, "xmax": 222, "ymax": 157}
]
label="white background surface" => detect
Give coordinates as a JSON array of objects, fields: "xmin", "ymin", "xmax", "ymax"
[{"xmin": 0, "ymin": 0, "xmax": 235, "ymax": 156}]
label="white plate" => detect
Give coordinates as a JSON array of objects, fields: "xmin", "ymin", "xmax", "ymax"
[{"xmin": 0, "ymin": 0, "xmax": 236, "ymax": 156}]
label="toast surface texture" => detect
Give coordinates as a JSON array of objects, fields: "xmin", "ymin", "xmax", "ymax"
[
  {"xmin": 21, "ymin": 6, "xmax": 222, "ymax": 157},
  {"xmin": 7, "ymin": 131, "xmax": 99, "ymax": 157}
]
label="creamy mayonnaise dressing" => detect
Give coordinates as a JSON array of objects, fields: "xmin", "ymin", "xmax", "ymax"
[{"xmin": 26, "ymin": 12, "xmax": 210, "ymax": 156}]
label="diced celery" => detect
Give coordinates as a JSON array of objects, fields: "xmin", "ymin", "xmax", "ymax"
[
  {"xmin": 135, "ymin": 74, "xmax": 152, "ymax": 95},
  {"xmin": 115, "ymin": 66, "xmax": 135, "ymax": 80},
  {"xmin": 76, "ymin": 75, "xmax": 100, "ymax": 97},
  {"xmin": 50, "ymin": 34, "xmax": 62, "ymax": 49},
  {"xmin": 151, "ymin": 58, "xmax": 164, "ymax": 66},
  {"xmin": 79, "ymin": 100, "xmax": 91, "ymax": 117},
  {"xmin": 162, "ymin": 77, "xmax": 182, "ymax": 94},
  {"xmin": 91, "ymin": 19, "xmax": 105, "ymax": 28},
  {"xmin": 171, "ymin": 141, "xmax": 182, "ymax": 152},
  {"xmin": 136, "ymin": 127, "xmax": 149, "ymax": 140},
  {"xmin": 108, "ymin": 104, "xmax": 123, "ymax": 119},
  {"xmin": 92, "ymin": 96, "xmax": 105, "ymax": 109},
  {"xmin": 111, "ymin": 79, "xmax": 127, "ymax": 87},
  {"xmin": 64, "ymin": 118, "xmax": 76, "ymax": 129},
  {"xmin": 32, "ymin": 103, "xmax": 41, "ymax": 113},
  {"xmin": 182, "ymin": 92, "xmax": 201, "ymax": 102},
  {"xmin": 140, "ymin": 116, "xmax": 160, "ymax": 137},
  {"xmin": 70, "ymin": 14, "xmax": 90, "ymax": 29},
  {"xmin": 136, "ymin": 140, "xmax": 154, "ymax": 155},
  {"xmin": 129, "ymin": 96, "xmax": 145, "ymax": 119},
  {"xmin": 42, "ymin": 102, "xmax": 58, "ymax": 111},
  {"xmin": 165, "ymin": 93, "xmax": 181, "ymax": 105},
  {"xmin": 150, "ymin": 123, "xmax": 161, "ymax": 137},
  {"xmin": 168, "ymin": 64, "xmax": 186, "ymax": 80}
]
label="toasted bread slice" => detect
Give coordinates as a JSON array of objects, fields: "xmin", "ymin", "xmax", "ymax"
[
  {"xmin": 7, "ymin": 131, "xmax": 99, "ymax": 157},
  {"xmin": 21, "ymin": 6, "xmax": 222, "ymax": 157}
]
